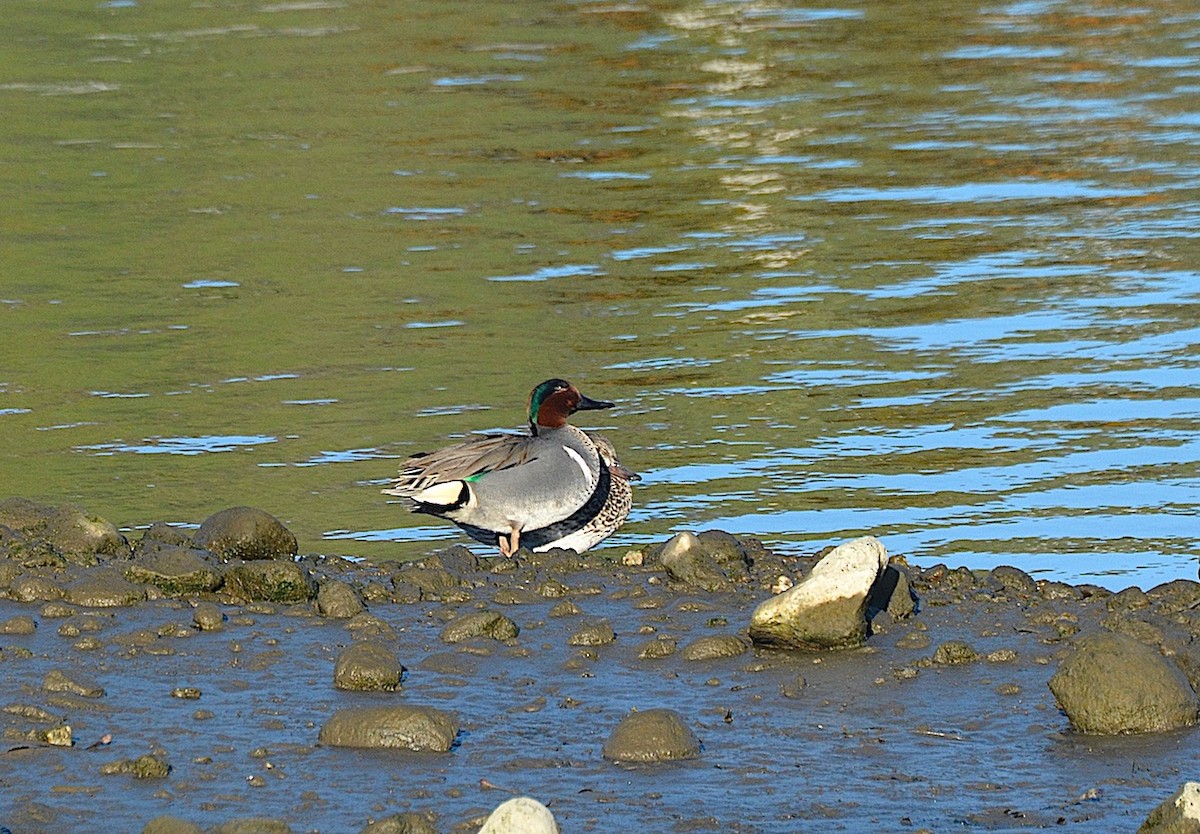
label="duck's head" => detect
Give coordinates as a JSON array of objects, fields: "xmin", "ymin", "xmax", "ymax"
[{"xmin": 528, "ymin": 378, "xmax": 613, "ymax": 435}]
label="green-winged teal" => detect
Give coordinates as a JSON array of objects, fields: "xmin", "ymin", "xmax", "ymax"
[{"xmin": 383, "ymin": 379, "xmax": 637, "ymax": 556}]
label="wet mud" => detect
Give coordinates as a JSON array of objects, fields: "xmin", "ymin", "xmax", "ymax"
[{"xmin": 1, "ymin": 523, "xmax": 1197, "ymax": 833}]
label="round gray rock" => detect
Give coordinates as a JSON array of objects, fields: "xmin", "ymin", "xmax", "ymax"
[
  {"xmin": 1138, "ymin": 781, "xmax": 1200, "ymax": 834},
  {"xmin": 334, "ymin": 641, "xmax": 403, "ymax": 691},
  {"xmin": 318, "ymin": 705, "xmax": 458, "ymax": 752},
  {"xmin": 439, "ymin": 610, "xmax": 519, "ymax": 643},
  {"xmin": 602, "ymin": 708, "xmax": 701, "ymax": 762},
  {"xmin": 317, "ymin": 579, "xmax": 366, "ymax": 619},
  {"xmin": 681, "ymin": 634, "xmax": 747, "ymax": 661},
  {"xmin": 1049, "ymin": 631, "xmax": 1199, "ymax": 734},
  {"xmin": 194, "ymin": 507, "xmax": 297, "ymax": 561},
  {"xmin": 223, "ymin": 561, "xmax": 316, "ymax": 604}
]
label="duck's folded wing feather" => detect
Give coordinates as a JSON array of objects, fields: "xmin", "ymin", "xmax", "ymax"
[{"xmin": 382, "ymin": 433, "xmax": 536, "ymax": 496}]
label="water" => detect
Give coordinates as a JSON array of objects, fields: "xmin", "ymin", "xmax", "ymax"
[{"xmin": 2, "ymin": 0, "xmax": 1198, "ymax": 589}]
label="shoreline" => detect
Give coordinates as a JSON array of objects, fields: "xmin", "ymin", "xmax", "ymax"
[{"xmin": 2, "ymin": 498, "xmax": 1198, "ymax": 833}]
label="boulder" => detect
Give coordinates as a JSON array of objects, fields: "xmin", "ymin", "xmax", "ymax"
[
  {"xmin": 681, "ymin": 634, "xmax": 747, "ymax": 661},
  {"xmin": 601, "ymin": 708, "xmax": 701, "ymax": 762},
  {"xmin": 1049, "ymin": 631, "xmax": 1199, "ymax": 734},
  {"xmin": 333, "ymin": 641, "xmax": 403, "ymax": 691},
  {"xmin": 64, "ymin": 568, "xmax": 147, "ymax": 607},
  {"xmin": 317, "ymin": 579, "xmax": 366, "ymax": 619},
  {"xmin": 749, "ymin": 536, "xmax": 890, "ymax": 650},
  {"xmin": 656, "ymin": 532, "xmax": 732, "ymax": 592},
  {"xmin": 318, "ymin": 705, "xmax": 458, "ymax": 752},
  {"xmin": 358, "ymin": 812, "xmax": 438, "ymax": 834},
  {"xmin": 124, "ymin": 546, "xmax": 222, "ymax": 595},
  {"xmin": 439, "ymin": 610, "xmax": 519, "ymax": 643},
  {"xmin": 223, "ymin": 561, "xmax": 316, "ymax": 604},
  {"xmin": 478, "ymin": 797, "xmax": 559, "ymax": 834},
  {"xmin": 143, "ymin": 816, "xmax": 205, "ymax": 834},
  {"xmin": 1138, "ymin": 782, "xmax": 1200, "ymax": 834},
  {"xmin": 194, "ymin": 507, "xmax": 297, "ymax": 561}
]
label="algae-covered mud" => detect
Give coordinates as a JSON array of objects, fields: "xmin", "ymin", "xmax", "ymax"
[{"xmin": 2, "ymin": 500, "xmax": 1199, "ymax": 833}]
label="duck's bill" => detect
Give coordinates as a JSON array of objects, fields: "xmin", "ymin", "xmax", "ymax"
[
  {"xmin": 576, "ymin": 394, "xmax": 615, "ymax": 411},
  {"xmin": 610, "ymin": 462, "xmax": 641, "ymax": 481}
]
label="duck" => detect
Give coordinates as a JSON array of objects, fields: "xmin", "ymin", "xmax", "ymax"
[{"xmin": 383, "ymin": 379, "xmax": 637, "ymax": 556}]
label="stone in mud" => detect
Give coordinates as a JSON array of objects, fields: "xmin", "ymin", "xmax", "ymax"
[
  {"xmin": 143, "ymin": 817, "xmax": 205, "ymax": 834},
  {"xmin": 395, "ymin": 565, "xmax": 463, "ymax": 599},
  {"xmin": 194, "ymin": 507, "xmax": 297, "ymax": 561},
  {"xmin": 43, "ymin": 668, "xmax": 105, "ymax": 698},
  {"xmin": 100, "ymin": 753, "xmax": 170, "ymax": 778},
  {"xmin": 125, "ymin": 546, "xmax": 222, "ymax": 595},
  {"xmin": 318, "ymin": 705, "xmax": 459, "ymax": 752},
  {"xmin": 867, "ymin": 562, "xmax": 917, "ymax": 620},
  {"xmin": 192, "ymin": 601, "xmax": 225, "ymax": 631},
  {"xmin": 358, "ymin": 812, "xmax": 439, "ymax": 834},
  {"xmin": 638, "ymin": 637, "xmax": 677, "ymax": 659},
  {"xmin": 64, "ymin": 567, "xmax": 147, "ymax": 607},
  {"xmin": 1049, "ymin": 631, "xmax": 1199, "ymax": 734},
  {"xmin": 656, "ymin": 531, "xmax": 732, "ymax": 592},
  {"xmin": 318, "ymin": 579, "xmax": 366, "ymax": 618},
  {"xmin": 931, "ymin": 640, "xmax": 980, "ymax": 665},
  {"xmin": 478, "ymin": 797, "xmax": 559, "ymax": 834},
  {"xmin": 1, "ymin": 614, "xmax": 36, "ymax": 634},
  {"xmin": 748, "ymin": 536, "xmax": 890, "ymax": 650},
  {"xmin": 681, "ymin": 634, "xmax": 748, "ymax": 661},
  {"xmin": 439, "ymin": 610, "xmax": 519, "ymax": 643},
  {"xmin": 603, "ymin": 708, "xmax": 701, "ymax": 762},
  {"xmin": 1138, "ymin": 781, "xmax": 1200, "ymax": 834},
  {"xmin": 567, "ymin": 620, "xmax": 615, "ymax": 646},
  {"xmin": 10, "ymin": 574, "xmax": 65, "ymax": 603},
  {"xmin": 988, "ymin": 565, "xmax": 1039, "ymax": 597},
  {"xmin": 44, "ymin": 504, "xmax": 129, "ymax": 560},
  {"xmin": 223, "ymin": 560, "xmax": 316, "ymax": 604},
  {"xmin": 334, "ymin": 641, "xmax": 403, "ymax": 691},
  {"xmin": 211, "ymin": 820, "xmax": 294, "ymax": 834},
  {"xmin": 138, "ymin": 522, "xmax": 195, "ymax": 551}
]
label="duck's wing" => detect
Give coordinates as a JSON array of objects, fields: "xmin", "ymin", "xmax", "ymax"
[{"xmin": 382, "ymin": 432, "xmax": 537, "ymax": 497}]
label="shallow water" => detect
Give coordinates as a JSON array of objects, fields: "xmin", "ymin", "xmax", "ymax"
[{"xmin": 2, "ymin": 0, "xmax": 1199, "ymax": 588}]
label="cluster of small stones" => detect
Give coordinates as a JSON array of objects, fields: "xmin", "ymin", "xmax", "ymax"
[{"xmin": 4, "ymin": 496, "xmax": 1200, "ymax": 831}]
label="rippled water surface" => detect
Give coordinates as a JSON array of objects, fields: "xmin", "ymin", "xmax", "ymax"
[{"xmin": 2, "ymin": 0, "xmax": 1198, "ymax": 588}]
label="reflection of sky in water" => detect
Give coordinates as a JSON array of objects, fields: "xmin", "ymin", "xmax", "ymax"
[{"xmin": 80, "ymin": 435, "xmax": 277, "ymax": 456}]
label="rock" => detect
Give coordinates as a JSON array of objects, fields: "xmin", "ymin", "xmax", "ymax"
[
  {"xmin": 223, "ymin": 561, "xmax": 316, "ymax": 604},
  {"xmin": 100, "ymin": 753, "xmax": 170, "ymax": 778},
  {"xmin": 318, "ymin": 705, "xmax": 458, "ymax": 752},
  {"xmin": 602, "ymin": 708, "xmax": 701, "ymax": 762},
  {"xmin": 1048, "ymin": 631, "xmax": 1199, "ymax": 734},
  {"xmin": 0, "ymin": 614, "xmax": 36, "ymax": 634},
  {"xmin": 64, "ymin": 567, "xmax": 147, "ymax": 607},
  {"xmin": 1138, "ymin": 782, "xmax": 1200, "ymax": 834},
  {"xmin": 194, "ymin": 507, "xmax": 297, "ymax": 561},
  {"xmin": 334, "ymin": 641, "xmax": 403, "ymax": 691},
  {"xmin": 439, "ymin": 610, "xmax": 519, "ymax": 643},
  {"xmin": 192, "ymin": 601, "xmax": 226, "ymax": 631},
  {"xmin": 478, "ymin": 797, "xmax": 559, "ymax": 834},
  {"xmin": 988, "ymin": 565, "xmax": 1038, "ymax": 596},
  {"xmin": 124, "ymin": 546, "xmax": 222, "ymax": 595},
  {"xmin": 43, "ymin": 503, "xmax": 128, "ymax": 559},
  {"xmin": 143, "ymin": 815, "xmax": 205, "ymax": 834},
  {"xmin": 10, "ymin": 574, "xmax": 64, "ymax": 603},
  {"xmin": 43, "ymin": 668, "xmax": 105, "ymax": 698},
  {"xmin": 358, "ymin": 812, "xmax": 438, "ymax": 834},
  {"xmin": 681, "ymin": 634, "xmax": 747, "ymax": 661},
  {"xmin": 638, "ymin": 637, "xmax": 677, "ymax": 659},
  {"xmin": 567, "ymin": 620, "xmax": 615, "ymax": 646},
  {"xmin": 211, "ymin": 820, "xmax": 294, "ymax": 834},
  {"xmin": 867, "ymin": 563, "xmax": 917, "ymax": 620},
  {"xmin": 138, "ymin": 522, "xmax": 195, "ymax": 551},
  {"xmin": 657, "ymin": 532, "xmax": 730, "ymax": 591},
  {"xmin": 931, "ymin": 640, "xmax": 980, "ymax": 665},
  {"xmin": 317, "ymin": 579, "xmax": 366, "ymax": 618},
  {"xmin": 748, "ymin": 536, "xmax": 890, "ymax": 650},
  {"xmin": 395, "ymin": 566, "xmax": 462, "ymax": 599}
]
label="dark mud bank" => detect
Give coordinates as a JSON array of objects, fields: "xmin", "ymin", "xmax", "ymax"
[{"xmin": 1, "ymin": 498, "xmax": 1198, "ymax": 833}]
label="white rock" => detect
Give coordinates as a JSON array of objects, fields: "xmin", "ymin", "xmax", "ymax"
[
  {"xmin": 478, "ymin": 797, "xmax": 559, "ymax": 834},
  {"xmin": 1138, "ymin": 782, "xmax": 1200, "ymax": 833},
  {"xmin": 749, "ymin": 536, "xmax": 889, "ymax": 650}
]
